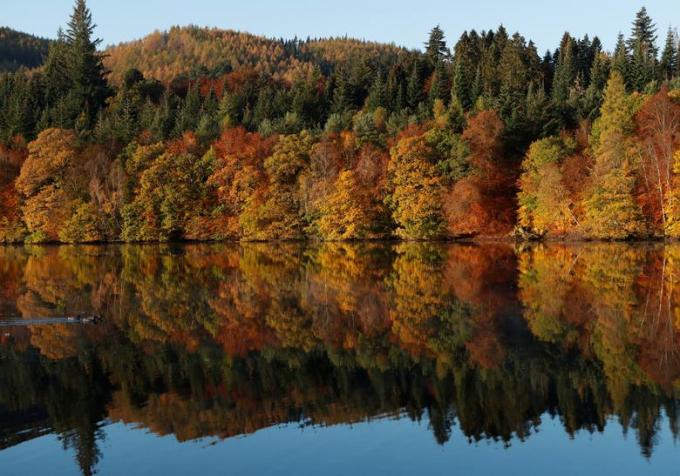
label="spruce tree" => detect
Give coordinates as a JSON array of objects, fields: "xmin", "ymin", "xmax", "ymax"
[
  {"xmin": 611, "ymin": 33, "xmax": 630, "ymax": 88},
  {"xmin": 628, "ymin": 7, "xmax": 658, "ymax": 91},
  {"xmin": 64, "ymin": 0, "xmax": 111, "ymax": 129},
  {"xmin": 366, "ymin": 72, "xmax": 387, "ymax": 111},
  {"xmin": 552, "ymin": 33, "xmax": 577, "ymax": 103},
  {"xmin": 428, "ymin": 61, "xmax": 449, "ymax": 105},
  {"xmin": 451, "ymin": 60, "xmax": 471, "ymax": 110},
  {"xmin": 659, "ymin": 28, "xmax": 678, "ymax": 81},
  {"xmin": 43, "ymin": 29, "xmax": 70, "ymax": 122},
  {"xmin": 425, "ymin": 26, "xmax": 448, "ymax": 66},
  {"xmin": 628, "ymin": 7, "xmax": 658, "ymax": 55},
  {"xmin": 407, "ymin": 62, "xmax": 424, "ymax": 110}
]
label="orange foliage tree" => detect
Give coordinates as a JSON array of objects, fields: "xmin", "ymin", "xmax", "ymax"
[
  {"xmin": 444, "ymin": 110, "xmax": 515, "ymax": 237},
  {"xmin": 15, "ymin": 129, "xmax": 78, "ymax": 242}
]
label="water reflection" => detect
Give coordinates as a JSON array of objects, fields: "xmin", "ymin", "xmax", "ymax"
[{"xmin": 1, "ymin": 242, "xmax": 680, "ymax": 474}]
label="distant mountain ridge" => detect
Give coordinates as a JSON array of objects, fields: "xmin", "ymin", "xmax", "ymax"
[
  {"xmin": 103, "ymin": 25, "xmax": 418, "ymax": 83},
  {"xmin": 0, "ymin": 27, "xmax": 51, "ymax": 72}
]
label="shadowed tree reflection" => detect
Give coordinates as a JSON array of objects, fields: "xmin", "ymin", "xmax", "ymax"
[{"xmin": 2, "ymin": 243, "xmax": 680, "ymax": 473}]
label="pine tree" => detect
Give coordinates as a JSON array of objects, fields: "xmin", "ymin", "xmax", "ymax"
[
  {"xmin": 628, "ymin": 7, "xmax": 658, "ymax": 55},
  {"xmin": 428, "ymin": 61, "xmax": 449, "ymax": 105},
  {"xmin": 582, "ymin": 52, "xmax": 610, "ymax": 120},
  {"xmin": 64, "ymin": 0, "xmax": 111, "ymax": 128},
  {"xmin": 407, "ymin": 62, "xmax": 425, "ymax": 110},
  {"xmin": 552, "ymin": 33, "xmax": 577, "ymax": 103},
  {"xmin": 628, "ymin": 7, "xmax": 658, "ymax": 91},
  {"xmin": 366, "ymin": 72, "xmax": 387, "ymax": 111},
  {"xmin": 43, "ymin": 29, "xmax": 70, "ymax": 122},
  {"xmin": 659, "ymin": 28, "xmax": 678, "ymax": 81},
  {"xmin": 425, "ymin": 26, "xmax": 448, "ymax": 66},
  {"xmin": 451, "ymin": 60, "xmax": 471, "ymax": 110},
  {"xmin": 176, "ymin": 82, "xmax": 201, "ymax": 134},
  {"xmin": 611, "ymin": 33, "xmax": 630, "ymax": 88}
]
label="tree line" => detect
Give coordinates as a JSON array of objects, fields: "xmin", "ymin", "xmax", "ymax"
[{"xmin": 2, "ymin": 1, "xmax": 680, "ymax": 242}]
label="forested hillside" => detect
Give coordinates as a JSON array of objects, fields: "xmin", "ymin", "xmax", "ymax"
[
  {"xmin": 0, "ymin": 27, "xmax": 51, "ymax": 72},
  {"xmin": 103, "ymin": 26, "xmax": 415, "ymax": 84},
  {"xmin": 1, "ymin": 1, "xmax": 680, "ymax": 243}
]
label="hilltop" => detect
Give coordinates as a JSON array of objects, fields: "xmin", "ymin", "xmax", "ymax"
[
  {"xmin": 103, "ymin": 26, "xmax": 418, "ymax": 83},
  {"xmin": 0, "ymin": 27, "xmax": 51, "ymax": 72}
]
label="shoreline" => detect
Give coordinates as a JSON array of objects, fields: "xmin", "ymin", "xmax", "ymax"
[{"xmin": 0, "ymin": 236, "xmax": 676, "ymax": 246}]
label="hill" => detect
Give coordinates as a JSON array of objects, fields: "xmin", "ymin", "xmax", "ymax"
[
  {"xmin": 103, "ymin": 25, "xmax": 418, "ymax": 83},
  {"xmin": 0, "ymin": 27, "xmax": 51, "ymax": 72}
]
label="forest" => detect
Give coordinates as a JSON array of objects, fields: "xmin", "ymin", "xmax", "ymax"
[{"xmin": 2, "ymin": 1, "xmax": 680, "ymax": 242}]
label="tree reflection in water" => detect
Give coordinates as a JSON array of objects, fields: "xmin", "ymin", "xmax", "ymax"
[{"xmin": 2, "ymin": 242, "xmax": 680, "ymax": 473}]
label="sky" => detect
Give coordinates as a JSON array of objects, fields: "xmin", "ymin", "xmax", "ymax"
[{"xmin": 3, "ymin": 0, "xmax": 679, "ymax": 53}]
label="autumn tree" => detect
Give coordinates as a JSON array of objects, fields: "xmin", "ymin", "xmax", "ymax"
[
  {"xmin": 15, "ymin": 129, "xmax": 78, "ymax": 242},
  {"xmin": 0, "ymin": 139, "xmax": 27, "ymax": 242},
  {"xmin": 518, "ymin": 136, "xmax": 578, "ymax": 236},
  {"xmin": 635, "ymin": 86, "xmax": 680, "ymax": 234},
  {"xmin": 386, "ymin": 134, "xmax": 445, "ymax": 239},
  {"xmin": 121, "ymin": 133, "xmax": 212, "ymax": 241},
  {"xmin": 444, "ymin": 110, "xmax": 513, "ymax": 236},
  {"xmin": 664, "ymin": 151, "xmax": 680, "ymax": 237},
  {"xmin": 315, "ymin": 170, "xmax": 378, "ymax": 240},
  {"xmin": 207, "ymin": 127, "xmax": 273, "ymax": 238},
  {"xmin": 239, "ymin": 131, "xmax": 314, "ymax": 240},
  {"xmin": 582, "ymin": 72, "xmax": 644, "ymax": 239}
]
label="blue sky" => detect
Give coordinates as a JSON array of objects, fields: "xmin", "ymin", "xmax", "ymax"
[{"xmin": 3, "ymin": 0, "xmax": 679, "ymax": 53}]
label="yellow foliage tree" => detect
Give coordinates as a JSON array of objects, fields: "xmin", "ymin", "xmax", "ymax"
[
  {"xmin": 517, "ymin": 137, "xmax": 577, "ymax": 236},
  {"xmin": 582, "ymin": 73, "xmax": 645, "ymax": 239},
  {"xmin": 387, "ymin": 134, "xmax": 445, "ymax": 239},
  {"xmin": 316, "ymin": 170, "xmax": 376, "ymax": 240},
  {"xmin": 664, "ymin": 150, "xmax": 680, "ymax": 237}
]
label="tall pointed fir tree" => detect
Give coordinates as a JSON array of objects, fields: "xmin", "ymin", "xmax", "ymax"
[
  {"xmin": 627, "ymin": 7, "xmax": 658, "ymax": 91},
  {"xmin": 611, "ymin": 33, "xmax": 630, "ymax": 88},
  {"xmin": 659, "ymin": 28, "xmax": 678, "ymax": 81},
  {"xmin": 425, "ymin": 26, "xmax": 448, "ymax": 67},
  {"xmin": 552, "ymin": 33, "xmax": 577, "ymax": 103},
  {"xmin": 64, "ymin": 0, "xmax": 111, "ymax": 130}
]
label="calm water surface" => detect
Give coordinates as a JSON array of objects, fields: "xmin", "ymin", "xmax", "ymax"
[{"xmin": 1, "ymin": 242, "xmax": 680, "ymax": 475}]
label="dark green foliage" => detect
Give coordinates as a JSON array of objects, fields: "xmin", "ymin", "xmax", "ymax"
[
  {"xmin": 425, "ymin": 25, "xmax": 448, "ymax": 66},
  {"xmin": 0, "ymin": 27, "xmax": 51, "ymax": 72},
  {"xmin": 659, "ymin": 28, "xmax": 678, "ymax": 81}
]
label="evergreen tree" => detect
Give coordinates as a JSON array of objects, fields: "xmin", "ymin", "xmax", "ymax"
[
  {"xmin": 627, "ymin": 7, "xmax": 658, "ymax": 55},
  {"xmin": 659, "ymin": 28, "xmax": 678, "ymax": 81},
  {"xmin": 176, "ymin": 82, "xmax": 201, "ymax": 134},
  {"xmin": 611, "ymin": 33, "xmax": 630, "ymax": 88},
  {"xmin": 582, "ymin": 52, "xmax": 610, "ymax": 120},
  {"xmin": 552, "ymin": 33, "xmax": 577, "ymax": 103},
  {"xmin": 407, "ymin": 61, "xmax": 425, "ymax": 110},
  {"xmin": 628, "ymin": 7, "xmax": 658, "ymax": 91},
  {"xmin": 425, "ymin": 26, "xmax": 448, "ymax": 66},
  {"xmin": 42, "ymin": 29, "xmax": 71, "ymax": 125},
  {"xmin": 428, "ymin": 61, "xmax": 449, "ymax": 105},
  {"xmin": 451, "ymin": 60, "xmax": 471, "ymax": 110},
  {"xmin": 64, "ymin": 0, "xmax": 111, "ymax": 128},
  {"xmin": 366, "ymin": 71, "xmax": 387, "ymax": 111}
]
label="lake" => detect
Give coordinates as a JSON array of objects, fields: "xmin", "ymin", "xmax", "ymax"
[{"xmin": 1, "ymin": 242, "xmax": 680, "ymax": 475}]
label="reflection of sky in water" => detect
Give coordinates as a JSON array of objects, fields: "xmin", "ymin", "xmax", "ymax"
[
  {"xmin": 2, "ymin": 242, "xmax": 680, "ymax": 475},
  {"xmin": 2, "ymin": 415, "xmax": 677, "ymax": 476}
]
